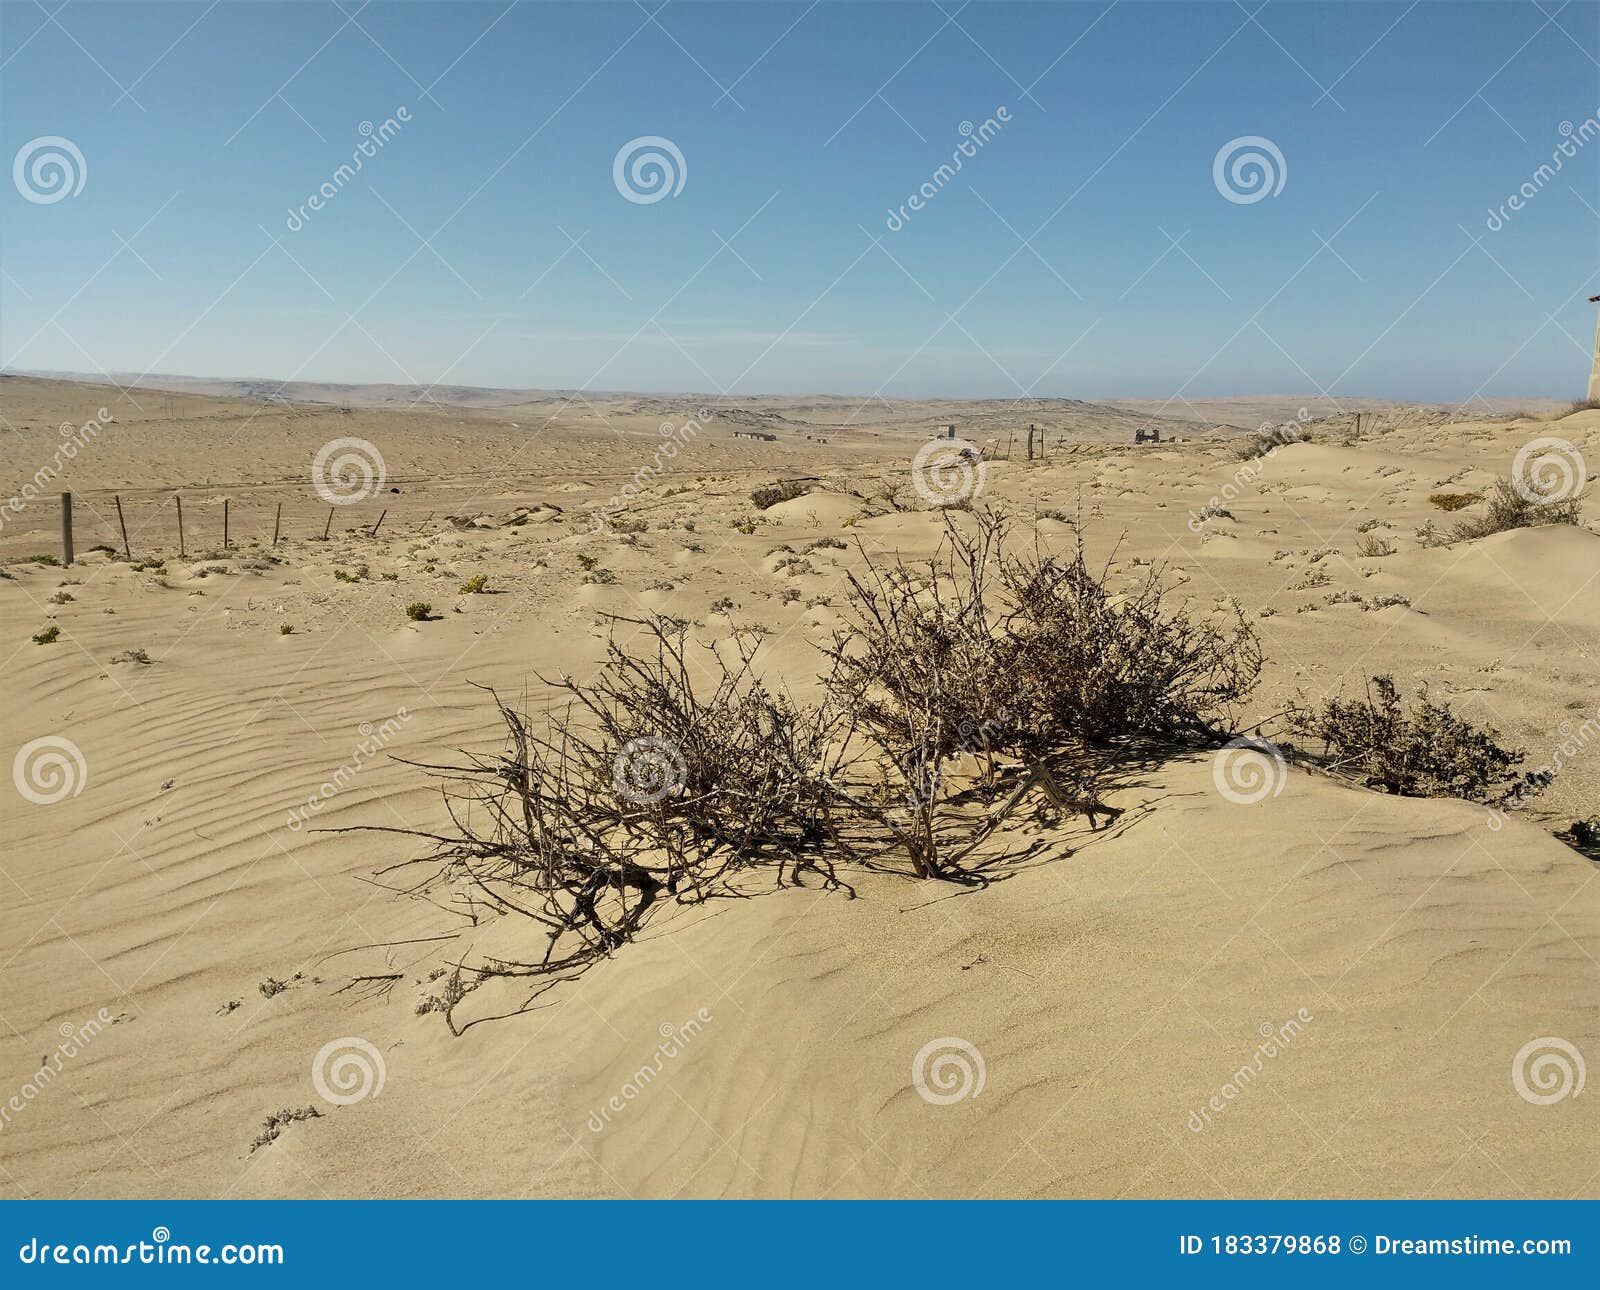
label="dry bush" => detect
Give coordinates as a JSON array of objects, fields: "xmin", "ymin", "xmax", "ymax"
[
  {"xmin": 1566, "ymin": 398, "xmax": 1600, "ymax": 415},
  {"xmin": 1355, "ymin": 534, "xmax": 1396, "ymax": 558},
  {"xmin": 1449, "ymin": 478, "xmax": 1581, "ymax": 541},
  {"xmin": 377, "ymin": 512, "xmax": 1264, "ymax": 1021},
  {"xmin": 823, "ymin": 514, "xmax": 1019, "ymax": 877},
  {"xmin": 750, "ymin": 480, "xmax": 810, "ymax": 510},
  {"xmin": 1428, "ymin": 491, "xmax": 1481, "ymax": 512},
  {"xmin": 824, "ymin": 509, "xmax": 1261, "ymax": 875},
  {"xmin": 1286, "ymin": 674, "xmax": 1542, "ymax": 807},
  {"xmin": 1232, "ymin": 425, "xmax": 1309, "ymax": 460},
  {"xmin": 364, "ymin": 618, "xmax": 856, "ymax": 1029}
]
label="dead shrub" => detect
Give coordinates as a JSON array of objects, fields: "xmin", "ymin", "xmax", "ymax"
[
  {"xmin": 824, "ymin": 509, "xmax": 1260, "ymax": 875},
  {"xmin": 1286, "ymin": 674, "xmax": 1542, "ymax": 807},
  {"xmin": 359, "ymin": 617, "xmax": 855, "ymax": 1029},
  {"xmin": 376, "ymin": 513, "xmax": 1264, "ymax": 1020},
  {"xmin": 750, "ymin": 480, "xmax": 810, "ymax": 510},
  {"xmin": 1449, "ymin": 478, "xmax": 1581, "ymax": 541}
]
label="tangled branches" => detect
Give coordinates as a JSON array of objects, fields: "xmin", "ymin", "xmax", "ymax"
[{"xmin": 376, "ymin": 509, "xmax": 1265, "ymax": 1026}]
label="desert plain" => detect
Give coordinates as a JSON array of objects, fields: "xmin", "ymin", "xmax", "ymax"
[{"xmin": 0, "ymin": 372, "xmax": 1595, "ymax": 1199}]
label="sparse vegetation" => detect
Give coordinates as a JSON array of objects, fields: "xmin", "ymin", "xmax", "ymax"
[
  {"xmin": 1355, "ymin": 534, "xmax": 1396, "ymax": 558},
  {"xmin": 751, "ymin": 480, "xmax": 810, "ymax": 510},
  {"xmin": 1429, "ymin": 491, "xmax": 1480, "ymax": 512},
  {"xmin": 32, "ymin": 624, "xmax": 60, "ymax": 644},
  {"xmin": 1448, "ymin": 478, "xmax": 1581, "ymax": 541},
  {"xmin": 249, "ymin": 1105, "xmax": 321, "ymax": 1153},
  {"xmin": 458, "ymin": 573, "xmax": 489, "ymax": 594},
  {"xmin": 1286, "ymin": 675, "xmax": 1542, "ymax": 807},
  {"xmin": 405, "ymin": 601, "xmax": 432, "ymax": 621},
  {"xmin": 377, "ymin": 506, "xmax": 1268, "ymax": 1025}
]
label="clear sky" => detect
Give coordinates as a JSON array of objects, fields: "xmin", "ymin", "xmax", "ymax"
[{"xmin": 3, "ymin": 0, "xmax": 1598, "ymax": 402}]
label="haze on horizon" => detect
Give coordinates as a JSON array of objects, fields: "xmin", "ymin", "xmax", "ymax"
[{"xmin": 4, "ymin": 1, "xmax": 1598, "ymax": 403}]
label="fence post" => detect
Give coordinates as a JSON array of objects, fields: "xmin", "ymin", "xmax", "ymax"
[
  {"xmin": 223, "ymin": 498, "xmax": 230, "ymax": 550},
  {"xmin": 115, "ymin": 495, "xmax": 131, "ymax": 559},
  {"xmin": 273, "ymin": 502, "xmax": 282, "ymax": 545},
  {"xmin": 61, "ymin": 492, "xmax": 73, "ymax": 567},
  {"xmin": 370, "ymin": 509, "xmax": 386, "ymax": 538},
  {"xmin": 322, "ymin": 507, "xmax": 334, "ymax": 540},
  {"xmin": 176, "ymin": 495, "xmax": 185, "ymax": 557}
]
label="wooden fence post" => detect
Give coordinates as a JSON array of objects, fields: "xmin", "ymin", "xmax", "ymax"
[
  {"xmin": 176, "ymin": 495, "xmax": 185, "ymax": 557},
  {"xmin": 61, "ymin": 492, "xmax": 73, "ymax": 567},
  {"xmin": 370, "ymin": 509, "xmax": 386, "ymax": 538},
  {"xmin": 114, "ymin": 495, "xmax": 131, "ymax": 559},
  {"xmin": 223, "ymin": 498, "xmax": 230, "ymax": 550},
  {"xmin": 273, "ymin": 503, "xmax": 282, "ymax": 545},
  {"xmin": 322, "ymin": 507, "xmax": 334, "ymax": 540}
]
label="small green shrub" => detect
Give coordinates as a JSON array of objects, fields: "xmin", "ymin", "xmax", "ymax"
[
  {"xmin": 458, "ymin": 573, "xmax": 488, "ymax": 594},
  {"xmin": 32, "ymin": 624, "xmax": 61, "ymax": 644},
  {"xmin": 405, "ymin": 601, "xmax": 432, "ymax": 621}
]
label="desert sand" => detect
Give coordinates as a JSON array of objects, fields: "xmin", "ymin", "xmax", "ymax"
[{"xmin": 0, "ymin": 374, "xmax": 1595, "ymax": 1199}]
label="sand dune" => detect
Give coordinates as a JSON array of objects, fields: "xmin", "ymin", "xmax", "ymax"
[{"xmin": 1, "ymin": 378, "xmax": 1595, "ymax": 1199}]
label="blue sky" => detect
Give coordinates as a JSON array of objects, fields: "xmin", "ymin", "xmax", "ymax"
[{"xmin": 3, "ymin": 0, "xmax": 1598, "ymax": 401}]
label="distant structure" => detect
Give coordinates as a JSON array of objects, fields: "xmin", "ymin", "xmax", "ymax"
[
  {"xmin": 936, "ymin": 422, "xmax": 956, "ymax": 439},
  {"xmin": 734, "ymin": 430, "xmax": 777, "ymax": 442},
  {"xmin": 1589, "ymin": 294, "xmax": 1600, "ymax": 401},
  {"xmin": 1134, "ymin": 426, "xmax": 1161, "ymax": 444}
]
